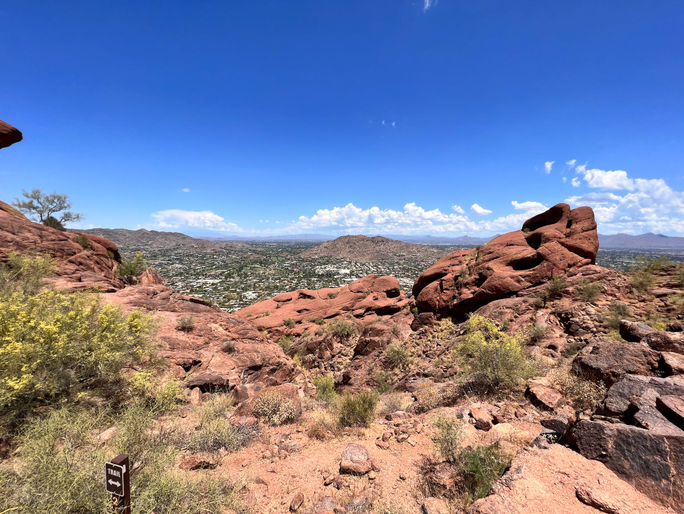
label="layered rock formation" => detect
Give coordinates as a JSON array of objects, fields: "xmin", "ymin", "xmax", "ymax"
[
  {"xmin": 413, "ymin": 203, "xmax": 598, "ymax": 318},
  {"xmin": 0, "ymin": 120, "xmax": 22, "ymax": 149}
]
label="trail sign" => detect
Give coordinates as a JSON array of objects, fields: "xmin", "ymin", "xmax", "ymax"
[{"xmin": 106, "ymin": 454, "xmax": 130, "ymax": 513}]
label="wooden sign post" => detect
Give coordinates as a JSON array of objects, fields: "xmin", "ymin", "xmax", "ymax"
[{"xmin": 105, "ymin": 454, "xmax": 131, "ymax": 514}]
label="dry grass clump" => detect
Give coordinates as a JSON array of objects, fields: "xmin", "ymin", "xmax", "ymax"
[
  {"xmin": 337, "ymin": 391, "xmax": 378, "ymax": 428},
  {"xmin": 377, "ymin": 392, "xmax": 412, "ymax": 417},
  {"xmin": 252, "ymin": 390, "xmax": 299, "ymax": 425},
  {"xmin": 306, "ymin": 408, "xmax": 339, "ymax": 440},
  {"xmin": 548, "ymin": 368, "xmax": 606, "ymax": 411}
]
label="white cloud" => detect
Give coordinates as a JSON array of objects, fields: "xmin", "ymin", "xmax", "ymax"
[
  {"xmin": 565, "ymin": 159, "xmax": 576, "ymax": 167},
  {"xmin": 423, "ymin": 0, "xmax": 437, "ymax": 11},
  {"xmin": 452, "ymin": 204, "xmax": 465, "ymax": 214},
  {"xmin": 544, "ymin": 161, "xmax": 554, "ymax": 174},
  {"xmin": 151, "ymin": 209, "xmax": 242, "ymax": 232},
  {"xmin": 571, "ymin": 177, "xmax": 581, "ymax": 187},
  {"xmin": 181, "ymin": 187, "xmax": 190, "ymax": 193},
  {"xmin": 564, "ymin": 163, "xmax": 684, "ymax": 234},
  {"xmin": 470, "ymin": 203, "xmax": 492, "ymax": 215}
]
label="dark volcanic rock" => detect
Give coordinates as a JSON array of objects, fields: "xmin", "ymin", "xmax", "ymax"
[
  {"xmin": 0, "ymin": 120, "xmax": 22, "ymax": 149},
  {"xmin": 569, "ymin": 419, "xmax": 684, "ymax": 510},
  {"xmin": 656, "ymin": 395, "xmax": 684, "ymax": 431},
  {"xmin": 642, "ymin": 331, "xmax": 684, "ymax": 355},
  {"xmin": 572, "ymin": 340, "xmax": 659, "ymax": 387},
  {"xmin": 413, "ymin": 203, "xmax": 598, "ymax": 318},
  {"xmin": 603, "ymin": 374, "xmax": 684, "ymax": 417},
  {"xmin": 619, "ymin": 320, "xmax": 656, "ymax": 342}
]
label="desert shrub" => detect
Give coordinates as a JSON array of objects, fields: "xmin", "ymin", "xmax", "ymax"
[
  {"xmin": 527, "ymin": 324, "xmax": 547, "ymax": 345},
  {"xmin": 43, "ymin": 215, "xmax": 66, "ymax": 231},
  {"xmin": 0, "ymin": 288, "xmax": 154, "ymax": 430},
  {"xmin": 118, "ymin": 251, "xmax": 147, "ymax": 277},
  {"xmin": 384, "ymin": 342, "xmax": 411, "ymax": 369},
  {"xmin": 546, "ymin": 276, "xmax": 567, "ymax": 299},
  {"xmin": 631, "ymin": 270, "xmax": 655, "ymax": 292},
  {"xmin": 549, "ymin": 368, "xmax": 606, "ymax": 411},
  {"xmin": 327, "ymin": 319, "xmax": 356, "ymax": 338},
  {"xmin": 562, "ymin": 342, "xmax": 582, "ymax": 357},
  {"xmin": 283, "ymin": 317, "xmax": 296, "ymax": 329},
  {"xmin": 176, "ymin": 315, "xmax": 195, "ymax": 332},
  {"xmin": 75, "ymin": 233, "xmax": 92, "ymax": 249},
  {"xmin": 306, "ymin": 408, "xmax": 339, "ymax": 440},
  {"xmin": 0, "ymin": 252, "xmax": 55, "ymax": 296},
  {"xmin": 455, "ymin": 265, "xmax": 469, "ymax": 288},
  {"xmin": 337, "ymin": 391, "xmax": 378, "ymax": 428},
  {"xmin": 455, "ymin": 315, "xmax": 538, "ymax": 390},
  {"xmin": 432, "ymin": 415, "xmax": 463, "ymax": 464},
  {"xmin": 129, "ymin": 372, "xmax": 183, "ymax": 414},
  {"xmin": 222, "ymin": 340, "xmax": 236, "ymax": 353},
  {"xmin": 0, "ymin": 406, "xmax": 246, "ymax": 514},
  {"xmin": 374, "ymin": 371, "xmax": 393, "ymax": 394},
  {"xmin": 604, "ymin": 300, "xmax": 630, "ymax": 329},
  {"xmin": 453, "ymin": 443, "xmax": 510, "ymax": 504},
  {"xmin": 278, "ymin": 335, "xmax": 294, "ymax": 352},
  {"xmin": 377, "ymin": 392, "xmax": 411, "ymax": 416},
  {"xmin": 575, "ymin": 279, "xmax": 603, "ymax": 303},
  {"xmin": 313, "ymin": 374, "xmax": 337, "ymax": 402},
  {"xmin": 252, "ymin": 390, "xmax": 299, "ymax": 425},
  {"xmin": 533, "ymin": 290, "xmax": 549, "ymax": 308}
]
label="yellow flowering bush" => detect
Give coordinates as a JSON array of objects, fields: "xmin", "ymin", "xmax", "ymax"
[
  {"xmin": 0, "ymin": 288, "xmax": 154, "ymax": 426},
  {"xmin": 455, "ymin": 314, "xmax": 537, "ymax": 389}
]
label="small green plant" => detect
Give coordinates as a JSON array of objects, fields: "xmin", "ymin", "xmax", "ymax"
[
  {"xmin": 337, "ymin": 390, "xmax": 378, "ymax": 427},
  {"xmin": 283, "ymin": 317, "xmax": 296, "ymax": 329},
  {"xmin": 432, "ymin": 415, "xmax": 463, "ymax": 464},
  {"xmin": 311, "ymin": 318, "xmax": 325, "ymax": 325},
  {"xmin": 222, "ymin": 340, "xmax": 236, "ymax": 353},
  {"xmin": 453, "ymin": 443, "xmax": 510, "ymax": 504},
  {"xmin": 575, "ymin": 279, "xmax": 603, "ymax": 303},
  {"xmin": 527, "ymin": 323, "xmax": 547, "ymax": 345},
  {"xmin": 546, "ymin": 276, "xmax": 567, "ymax": 299},
  {"xmin": 252, "ymin": 390, "xmax": 299, "ymax": 425},
  {"xmin": 278, "ymin": 335, "xmax": 294, "ymax": 352},
  {"xmin": 455, "ymin": 265, "xmax": 469, "ymax": 288},
  {"xmin": 455, "ymin": 315, "xmax": 538, "ymax": 390},
  {"xmin": 562, "ymin": 341, "xmax": 582, "ymax": 357},
  {"xmin": 313, "ymin": 374, "xmax": 337, "ymax": 402},
  {"xmin": 374, "ymin": 371, "xmax": 393, "ymax": 394},
  {"xmin": 631, "ymin": 270, "xmax": 655, "ymax": 292},
  {"xmin": 327, "ymin": 319, "xmax": 356, "ymax": 338},
  {"xmin": 384, "ymin": 342, "xmax": 411, "ymax": 369},
  {"xmin": 117, "ymin": 251, "xmax": 147, "ymax": 277},
  {"xmin": 604, "ymin": 300, "xmax": 630, "ymax": 329},
  {"xmin": 176, "ymin": 316, "xmax": 195, "ymax": 332},
  {"xmin": 75, "ymin": 233, "xmax": 92, "ymax": 249},
  {"xmin": 533, "ymin": 289, "xmax": 549, "ymax": 308}
]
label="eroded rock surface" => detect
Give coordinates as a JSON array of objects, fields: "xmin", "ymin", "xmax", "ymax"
[
  {"xmin": 413, "ymin": 203, "xmax": 598, "ymax": 318},
  {"xmin": 0, "ymin": 120, "xmax": 22, "ymax": 149}
]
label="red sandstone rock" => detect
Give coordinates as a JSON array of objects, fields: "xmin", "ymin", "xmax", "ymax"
[
  {"xmin": 0, "ymin": 120, "xmax": 22, "ymax": 149},
  {"xmin": 413, "ymin": 203, "xmax": 598, "ymax": 317}
]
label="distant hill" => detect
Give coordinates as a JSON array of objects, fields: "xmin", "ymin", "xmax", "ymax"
[
  {"xmin": 80, "ymin": 228, "xmax": 246, "ymax": 251},
  {"xmin": 599, "ymin": 233, "xmax": 684, "ymax": 250},
  {"xmin": 299, "ymin": 235, "xmax": 451, "ymax": 262}
]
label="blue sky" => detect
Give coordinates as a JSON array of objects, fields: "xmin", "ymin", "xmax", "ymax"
[{"xmin": 2, "ymin": 0, "xmax": 684, "ymax": 236}]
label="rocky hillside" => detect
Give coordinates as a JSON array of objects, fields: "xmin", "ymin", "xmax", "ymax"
[
  {"xmin": 2, "ymin": 177, "xmax": 683, "ymax": 512},
  {"xmin": 81, "ymin": 227, "xmax": 247, "ymax": 252},
  {"xmin": 300, "ymin": 234, "xmax": 450, "ymax": 262}
]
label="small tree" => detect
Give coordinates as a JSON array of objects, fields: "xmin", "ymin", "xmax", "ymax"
[{"xmin": 12, "ymin": 189, "xmax": 82, "ymax": 230}]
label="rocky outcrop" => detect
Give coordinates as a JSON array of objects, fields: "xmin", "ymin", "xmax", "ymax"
[
  {"xmin": 569, "ymin": 419, "xmax": 683, "ymax": 510},
  {"xmin": 413, "ymin": 203, "xmax": 598, "ymax": 318},
  {"xmin": 468, "ymin": 443, "xmax": 675, "ymax": 513},
  {"xmin": 0, "ymin": 120, "xmax": 22, "ymax": 150},
  {"xmin": 0, "ymin": 200, "xmax": 126, "ymax": 291},
  {"xmin": 572, "ymin": 340, "xmax": 660, "ymax": 387}
]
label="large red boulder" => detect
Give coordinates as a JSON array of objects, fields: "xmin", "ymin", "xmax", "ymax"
[
  {"xmin": 0, "ymin": 120, "xmax": 22, "ymax": 150},
  {"xmin": 0, "ymin": 200, "xmax": 126, "ymax": 291},
  {"xmin": 413, "ymin": 203, "xmax": 598, "ymax": 317}
]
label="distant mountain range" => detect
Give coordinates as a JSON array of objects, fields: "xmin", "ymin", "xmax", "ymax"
[
  {"xmin": 598, "ymin": 233, "xmax": 684, "ymax": 250},
  {"xmin": 299, "ymin": 235, "xmax": 451, "ymax": 262},
  {"xmin": 82, "ymin": 228, "xmax": 684, "ymax": 252}
]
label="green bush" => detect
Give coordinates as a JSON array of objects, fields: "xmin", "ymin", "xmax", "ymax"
[
  {"xmin": 455, "ymin": 315, "xmax": 538, "ymax": 390},
  {"xmin": 337, "ymin": 390, "xmax": 378, "ymax": 428},
  {"xmin": 604, "ymin": 301, "xmax": 630, "ymax": 329},
  {"xmin": 278, "ymin": 335, "xmax": 294, "ymax": 352},
  {"xmin": 384, "ymin": 342, "xmax": 411, "ymax": 369},
  {"xmin": 631, "ymin": 270, "xmax": 655, "ymax": 292},
  {"xmin": 453, "ymin": 443, "xmax": 510, "ymax": 504},
  {"xmin": 252, "ymin": 390, "xmax": 299, "ymax": 425},
  {"xmin": 0, "ymin": 287, "xmax": 154, "ymax": 430},
  {"xmin": 546, "ymin": 276, "xmax": 567, "ymax": 299},
  {"xmin": 75, "ymin": 233, "xmax": 92, "ymax": 249},
  {"xmin": 283, "ymin": 317, "xmax": 296, "ymax": 329},
  {"xmin": 527, "ymin": 324, "xmax": 547, "ymax": 345},
  {"xmin": 327, "ymin": 319, "xmax": 356, "ymax": 338},
  {"xmin": 575, "ymin": 279, "xmax": 603, "ymax": 303},
  {"xmin": 432, "ymin": 415, "xmax": 462, "ymax": 464},
  {"xmin": 0, "ymin": 252, "xmax": 55, "ymax": 296},
  {"xmin": 118, "ymin": 251, "xmax": 147, "ymax": 277},
  {"xmin": 313, "ymin": 374, "xmax": 337, "ymax": 402}
]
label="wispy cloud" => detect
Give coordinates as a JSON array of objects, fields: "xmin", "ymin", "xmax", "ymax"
[
  {"xmin": 565, "ymin": 159, "xmax": 576, "ymax": 167},
  {"xmin": 470, "ymin": 203, "xmax": 492, "ymax": 216},
  {"xmin": 544, "ymin": 161, "xmax": 554, "ymax": 174},
  {"xmin": 423, "ymin": 0, "xmax": 437, "ymax": 12},
  {"xmin": 181, "ymin": 187, "xmax": 190, "ymax": 193},
  {"xmin": 151, "ymin": 209, "xmax": 242, "ymax": 232}
]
